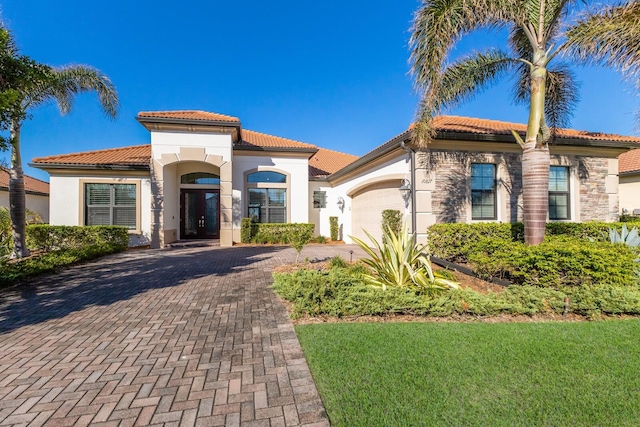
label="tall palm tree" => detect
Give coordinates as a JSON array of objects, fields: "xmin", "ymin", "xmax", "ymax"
[
  {"xmin": 0, "ymin": 26, "xmax": 118, "ymax": 258},
  {"xmin": 410, "ymin": 0, "xmax": 640, "ymax": 244}
]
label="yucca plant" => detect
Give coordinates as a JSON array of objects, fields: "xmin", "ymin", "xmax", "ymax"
[{"xmin": 351, "ymin": 225, "xmax": 459, "ymax": 295}]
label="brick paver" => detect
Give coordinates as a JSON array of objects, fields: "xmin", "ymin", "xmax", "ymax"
[{"xmin": 0, "ymin": 244, "xmax": 366, "ymax": 426}]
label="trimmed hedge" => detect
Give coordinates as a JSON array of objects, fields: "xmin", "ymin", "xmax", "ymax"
[
  {"xmin": 26, "ymin": 225, "xmax": 129, "ymax": 252},
  {"xmin": 241, "ymin": 222, "xmax": 315, "ymax": 244},
  {"xmin": 329, "ymin": 216, "xmax": 339, "ymax": 241},
  {"xmin": 272, "ymin": 266, "xmax": 640, "ymax": 319},
  {"xmin": 381, "ymin": 210, "xmax": 402, "ymax": 243}
]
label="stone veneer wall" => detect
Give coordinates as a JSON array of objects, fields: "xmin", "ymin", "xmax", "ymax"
[{"xmin": 416, "ymin": 149, "xmax": 618, "ymax": 227}]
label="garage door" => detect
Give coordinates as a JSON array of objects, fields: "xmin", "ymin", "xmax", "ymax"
[{"xmin": 351, "ymin": 181, "xmax": 405, "ymax": 244}]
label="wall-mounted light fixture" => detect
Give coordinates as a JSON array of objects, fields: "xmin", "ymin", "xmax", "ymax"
[
  {"xmin": 337, "ymin": 196, "xmax": 345, "ymax": 212},
  {"xmin": 399, "ymin": 179, "xmax": 411, "ymax": 204}
]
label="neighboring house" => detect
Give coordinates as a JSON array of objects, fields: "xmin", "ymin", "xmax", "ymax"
[
  {"xmin": 618, "ymin": 148, "xmax": 640, "ymax": 214},
  {"xmin": 31, "ymin": 110, "xmax": 640, "ymax": 247},
  {"xmin": 0, "ymin": 167, "xmax": 50, "ymax": 222}
]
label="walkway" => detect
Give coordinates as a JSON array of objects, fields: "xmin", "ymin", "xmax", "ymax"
[{"xmin": 0, "ymin": 244, "xmax": 366, "ymax": 426}]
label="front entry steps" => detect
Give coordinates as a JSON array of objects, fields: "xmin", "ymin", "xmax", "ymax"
[{"xmin": 165, "ymin": 239, "xmax": 220, "ymax": 249}]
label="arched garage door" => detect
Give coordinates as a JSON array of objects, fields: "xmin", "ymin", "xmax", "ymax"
[{"xmin": 351, "ymin": 181, "xmax": 405, "ymax": 244}]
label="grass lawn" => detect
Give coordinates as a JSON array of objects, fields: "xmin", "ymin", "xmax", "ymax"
[{"xmin": 296, "ymin": 320, "xmax": 640, "ymax": 427}]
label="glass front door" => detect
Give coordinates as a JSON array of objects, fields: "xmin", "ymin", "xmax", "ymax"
[{"xmin": 180, "ymin": 189, "xmax": 220, "ymax": 239}]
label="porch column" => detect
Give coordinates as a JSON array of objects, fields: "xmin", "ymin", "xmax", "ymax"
[{"xmin": 219, "ymin": 161, "xmax": 233, "ymax": 246}]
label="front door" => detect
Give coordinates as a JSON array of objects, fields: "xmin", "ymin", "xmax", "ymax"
[{"xmin": 180, "ymin": 189, "xmax": 220, "ymax": 239}]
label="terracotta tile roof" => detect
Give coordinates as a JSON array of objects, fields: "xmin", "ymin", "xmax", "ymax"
[
  {"xmin": 309, "ymin": 148, "xmax": 359, "ymax": 177},
  {"xmin": 32, "ymin": 145, "xmax": 151, "ymax": 167},
  {"xmin": 237, "ymin": 129, "xmax": 317, "ymax": 150},
  {"xmin": 620, "ymin": 149, "xmax": 640, "ymax": 174},
  {"xmin": 138, "ymin": 110, "xmax": 240, "ymax": 123},
  {"xmin": 431, "ymin": 115, "xmax": 640, "ymax": 144},
  {"xmin": 0, "ymin": 167, "xmax": 50, "ymax": 195}
]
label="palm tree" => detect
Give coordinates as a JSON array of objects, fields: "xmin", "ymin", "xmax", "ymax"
[
  {"xmin": 410, "ymin": 0, "xmax": 640, "ymax": 244},
  {"xmin": 0, "ymin": 26, "xmax": 118, "ymax": 258}
]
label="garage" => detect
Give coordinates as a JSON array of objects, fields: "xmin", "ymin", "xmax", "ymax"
[{"xmin": 350, "ymin": 180, "xmax": 406, "ymax": 244}]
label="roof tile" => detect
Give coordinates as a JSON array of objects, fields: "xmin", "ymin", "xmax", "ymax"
[
  {"xmin": 138, "ymin": 110, "xmax": 240, "ymax": 123},
  {"xmin": 309, "ymin": 148, "xmax": 358, "ymax": 177},
  {"xmin": 32, "ymin": 145, "xmax": 151, "ymax": 166},
  {"xmin": 0, "ymin": 167, "xmax": 50, "ymax": 194},
  {"xmin": 431, "ymin": 115, "xmax": 640, "ymax": 143},
  {"xmin": 620, "ymin": 148, "xmax": 640, "ymax": 174},
  {"xmin": 237, "ymin": 129, "xmax": 317, "ymax": 149}
]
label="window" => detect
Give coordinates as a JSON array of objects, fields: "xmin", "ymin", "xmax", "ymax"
[
  {"xmin": 180, "ymin": 172, "xmax": 220, "ymax": 185},
  {"xmin": 246, "ymin": 170, "xmax": 288, "ymax": 223},
  {"xmin": 248, "ymin": 188, "xmax": 286, "ymax": 223},
  {"xmin": 549, "ymin": 166, "xmax": 570, "ymax": 220},
  {"xmin": 85, "ymin": 183, "xmax": 137, "ymax": 229},
  {"xmin": 471, "ymin": 163, "xmax": 496, "ymax": 220},
  {"xmin": 313, "ymin": 191, "xmax": 326, "ymax": 208},
  {"xmin": 247, "ymin": 171, "xmax": 286, "ymax": 183}
]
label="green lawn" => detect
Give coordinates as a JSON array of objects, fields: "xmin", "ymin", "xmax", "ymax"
[{"xmin": 296, "ymin": 320, "xmax": 640, "ymax": 427}]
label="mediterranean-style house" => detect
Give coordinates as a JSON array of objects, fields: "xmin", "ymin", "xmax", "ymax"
[
  {"xmin": 0, "ymin": 167, "xmax": 50, "ymax": 222},
  {"xmin": 30, "ymin": 110, "xmax": 640, "ymax": 247},
  {"xmin": 619, "ymin": 148, "xmax": 640, "ymax": 215}
]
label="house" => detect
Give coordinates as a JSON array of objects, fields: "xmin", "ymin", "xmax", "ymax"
[
  {"xmin": 30, "ymin": 110, "xmax": 640, "ymax": 247},
  {"xmin": 618, "ymin": 148, "xmax": 640, "ymax": 215},
  {"xmin": 0, "ymin": 167, "xmax": 50, "ymax": 222}
]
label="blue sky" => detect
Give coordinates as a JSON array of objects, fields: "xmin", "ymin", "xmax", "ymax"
[{"xmin": 1, "ymin": 0, "xmax": 638, "ymax": 182}]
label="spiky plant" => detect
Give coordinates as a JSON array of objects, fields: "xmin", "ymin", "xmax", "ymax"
[
  {"xmin": 0, "ymin": 25, "xmax": 118, "ymax": 258},
  {"xmin": 410, "ymin": 0, "xmax": 640, "ymax": 245},
  {"xmin": 351, "ymin": 225, "xmax": 459, "ymax": 295}
]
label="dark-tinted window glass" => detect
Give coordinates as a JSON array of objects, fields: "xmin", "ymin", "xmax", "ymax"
[
  {"xmin": 247, "ymin": 171, "xmax": 287, "ymax": 183},
  {"xmin": 549, "ymin": 166, "xmax": 570, "ymax": 220},
  {"xmin": 471, "ymin": 164, "xmax": 496, "ymax": 220},
  {"xmin": 247, "ymin": 188, "xmax": 286, "ymax": 223},
  {"xmin": 180, "ymin": 172, "xmax": 220, "ymax": 185}
]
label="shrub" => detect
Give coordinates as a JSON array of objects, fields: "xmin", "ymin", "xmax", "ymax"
[
  {"xmin": 329, "ymin": 216, "xmax": 339, "ymax": 241},
  {"xmin": 620, "ymin": 214, "xmax": 640, "ymax": 223},
  {"xmin": 312, "ymin": 235, "xmax": 328, "ymax": 244},
  {"xmin": 0, "ymin": 243, "xmax": 127, "ymax": 286},
  {"xmin": 352, "ymin": 225, "xmax": 459, "ymax": 295},
  {"xmin": 250, "ymin": 223, "xmax": 315, "ymax": 244},
  {"xmin": 329, "ymin": 255, "xmax": 348, "ymax": 269},
  {"xmin": 291, "ymin": 225, "xmax": 313, "ymax": 263},
  {"xmin": 381, "ymin": 210, "xmax": 402, "ymax": 243},
  {"xmin": 241, "ymin": 218, "xmax": 256, "ymax": 243},
  {"xmin": 0, "ymin": 207, "xmax": 10, "ymax": 258},
  {"xmin": 469, "ymin": 236, "xmax": 637, "ymax": 289},
  {"xmin": 26, "ymin": 225, "xmax": 129, "ymax": 252}
]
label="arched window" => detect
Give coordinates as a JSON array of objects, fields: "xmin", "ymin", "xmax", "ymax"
[
  {"xmin": 246, "ymin": 171, "xmax": 287, "ymax": 223},
  {"xmin": 247, "ymin": 171, "xmax": 286, "ymax": 183},
  {"xmin": 181, "ymin": 172, "xmax": 220, "ymax": 185}
]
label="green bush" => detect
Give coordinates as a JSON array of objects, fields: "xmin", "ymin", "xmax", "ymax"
[
  {"xmin": 329, "ymin": 216, "xmax": 339, "ymax": 241},
  {"xmin": 0, "ymin": 207, "xmax": 11, "ymax": 258},
  {"xmin": 469, "ymin": 236, "xmax": 637, "ymax": 289},
  {"xmin": 312, "ymin": 235, "xmax": 328, "ymax": 244},
  {"xmin": 0, "ymin": 243, "xmax": 126, "ymax": 286},
  {"xmin": 248, "ymin": 223, "xmax": 315, "ymax": 244},
  {"xmin": 241, "ymin": 218, "xmax": 256, "ymax": 243},
  {"xmin": 620, "ymin": 214, "xmax": 640, "ymax": 223},
  {"xmin": 272, "ymin": 265, "xmax": 640, "ymax": 319},
  {"xmin": 381, "ymin": 210, "xmax": 402, "ymax": 243},
  {"xmin": 26, "ymin": 225, "xmax": 129, "ymax": 252}
]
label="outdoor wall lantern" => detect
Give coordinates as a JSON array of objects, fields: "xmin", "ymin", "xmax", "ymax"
[
  {"xmin": 399, "ymin": 179, "xmax": 411, "ymax": 204},
  {"xmin": 337, "ymin": 196, "xmax": 345, "ymax": 212}
]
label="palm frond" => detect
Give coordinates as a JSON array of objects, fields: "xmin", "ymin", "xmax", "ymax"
[
  {"xmin": 544, "ymin": 65, "xmax": 580, "ymax": 133},
  {"xmin": 561, "ymin": 0, "xmax": 640, "ymax": 84},
  {"xmin": 53, "ymin": 66, "xmax": 119, "ymax": 118}
]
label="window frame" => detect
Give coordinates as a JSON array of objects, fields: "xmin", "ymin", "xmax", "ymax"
[
  {"xmin": 244, "ymin": 169, "xmax": 290, "ymax": 224},
  {"xmin": 470, "ymin": 163, "xmax": 497, "ymax": 221},
  {"xmin": 548, "ymin": 165, "xmax": 571, "ymax": 221},
  {"xmin": 79, "ymin": 179, "xmax": 141, "ymax": 233},
  {"xmin": 313, "ymin": 191, "xmax": 327, "ymax": 209}
]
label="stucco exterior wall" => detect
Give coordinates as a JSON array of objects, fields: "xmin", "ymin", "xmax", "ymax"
[
  {"xmin": 48, "ymin": 173, "xmax": 152, "ymax": 246},
  {"xmin": 151, "ymin": 131, "xmax": 233, "ymax": 162},
  {"xmin": 620, "ymin": 173, "xmax": 640, "ymax": 213},
  {"xmin": 0, "ymin": 191, "xmax": 49, "ymax": 223},
  {"xmin": 232, "ymin": 154, "xmax": 309, "ymax": 242},
  {"xmin": 326, "ymin": 152, "xmax": 410, "ymax": 243}
]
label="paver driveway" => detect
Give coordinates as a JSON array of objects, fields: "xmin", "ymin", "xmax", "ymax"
[{"xmin": 0, "ymin": 244, "xmax": 365, "ymax": 426}]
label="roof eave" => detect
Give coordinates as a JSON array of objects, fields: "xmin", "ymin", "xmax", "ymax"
[
  {"xmin": 136, "ymin": 116, "xmax": 242, "ymax": 129},
  {"xmin": 30, "ymin": 163, "xmax": 151, "ymax": 172},
  {"xmin": 620, "ymin": 169, "xmax": 640, "ymax": 176},
  {"xmin": 328, "ymin": 130, "xmax": 413, "ymax": 181},
  {"xmin": 233, "ymin": 145, "xmax": 319, "ymax": 156},
  {"xmin": 437, "ymin": 131, "xmax": 640, "ymax": 148}
]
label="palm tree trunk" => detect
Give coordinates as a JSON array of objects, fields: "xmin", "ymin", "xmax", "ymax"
[
  {"xmin": 522, "ymin": 64, "xmax": 549, "ymax": 245},
  {"xmin": 9, "ymin": 120, "xmax": 30, "ymax": 259}
]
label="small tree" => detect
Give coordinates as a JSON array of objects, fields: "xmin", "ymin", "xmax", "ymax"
[{"xmin": 291, "ymin": 226, "xmax": 313, "ymax": 263}]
